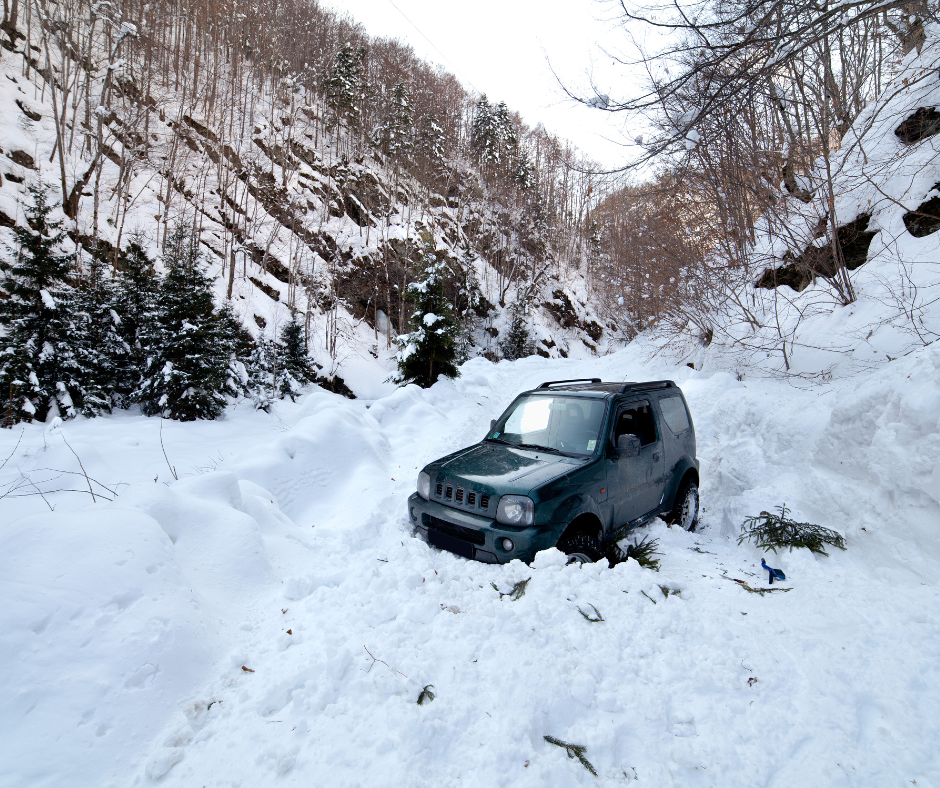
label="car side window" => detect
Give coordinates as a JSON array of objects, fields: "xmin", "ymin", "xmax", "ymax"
[
  {"xmin": 658, "ymin": 394, "xmax": 691, "ymax": 435},
  {"xmin": 613, "ymin": 401, "xmax": 658, "ymax": 447}
]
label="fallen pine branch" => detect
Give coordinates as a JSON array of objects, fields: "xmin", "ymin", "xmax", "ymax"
[
  {"xmin": 544, "ymin": 735, "xmax": 598, "ymax": 776},
  {"xmin": 721, "ymin": 575, "xmax": 791, "ymax": 596}
]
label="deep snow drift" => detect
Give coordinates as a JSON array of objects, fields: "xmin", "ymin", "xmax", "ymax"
[{"xmin": 1, "ymin": 343, "xmax": 938, "ymax": 787}]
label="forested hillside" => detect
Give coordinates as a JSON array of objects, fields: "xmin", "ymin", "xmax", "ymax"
[
  {"xmin": 581, "ymin": 0, "xmax": 940, "ymax": 375},
  {"xmin": 0, "ymin": 0, "xmax": 607, "ymax": 422}
]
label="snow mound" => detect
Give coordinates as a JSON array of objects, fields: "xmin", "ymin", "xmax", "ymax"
[{"xmin": 0, "ymin": 509, "xmax": 220, "ymax": 787}]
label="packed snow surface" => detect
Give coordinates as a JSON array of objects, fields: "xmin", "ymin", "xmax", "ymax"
[{"xmin": 1, "ymin": 344, "xmax": 939, "ymax": 786}]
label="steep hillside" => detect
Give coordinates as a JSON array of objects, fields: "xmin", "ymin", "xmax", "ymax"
[
  {"xmin": 0, "ymin": 3, "xmax": 607, "ymax": 400},
  {"xmin": 675, "ymin": 26, "xmax": 940, "ymax": 379}
]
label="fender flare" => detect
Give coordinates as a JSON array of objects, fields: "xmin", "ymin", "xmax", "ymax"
[
  {"xmin": 548, "ymin": 494, "xmax": 606, "ymax": 540},
  {"xmin": 663, "ymin": 459, "xmax": 700, "ymax": 512}
]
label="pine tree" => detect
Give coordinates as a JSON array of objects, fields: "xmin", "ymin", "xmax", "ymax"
[
  {"xmin": 217, "ymin": 298, "xmax": 255, "ymax": 400},
  {"xmin": 113, "ymin": 236, "xmax": 161, "ymax": 401},
  {"xmin": 278, "ymin": 313, "xmax": 315, "ymax": 400},
  {"xmin": 0, "ymin": 183, "xmax": 81, "ymax": 423},
  {"xmin": 325, "ymin": 42, "xmax": 365, "ymax": 131},
  {"xmin": 417, "ymin": 114, "xmax": 447, "ymax": 180},
  {"xmin": 393, "ymin": 235, "xmax": 460, "ymax": 388},
  {"xmin": 137, "ymin": 224, "xmax": 230, "ymax": 421},
  {"xmin": 377, "ymin": 81, "xmax": 414, "ymax": 164},
  {"xmin": 454, "ymin": 241, "xmax": 482, "ymax": 363},
  {"xmin": 493, "ymin": 101, "xmax": 518, "ymax": 177},
  {"xmin": 501, "ymin": 306, "xmax": 534, "ymax": 361},
  {"xmin": 513, "ymin": 152, "xmax": 534, "ymax": 191},
  {"xmin": 246, "ymin": 335, "xmax": 278, "ymax": 411},
  {"xmin": 73, "ymin": 254, "xmax": 128, "ymax": 416},
  {"xmin": 470, "ymin": 95, "xmax": 500, "ymax": 171}
]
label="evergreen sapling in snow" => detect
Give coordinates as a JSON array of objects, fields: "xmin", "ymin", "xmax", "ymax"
[
  {"xmin": 278, "ymin": 314, "xmax": 316, "ymax": 400},
  {"xmin": 0, "ymin": 183, "xmax": 81, "ymax": 423},
  {"xmin": 113, "ymin": 236, "xmax": 161, "ymax": 401},
  {"xmin": 73, "ymin": 254, "xmax": 129, "ymax": 416},
  {"xmin": 500, "ymin": 299, "xmax": 534, "ymax": 361},
  {"xmin": 137, "ymin": 224, "xmax": 230, "ymax": 420},
  {"xmin": 394, "ymin": 236, "xmax": 460, "ymax": 388},
  {"xmin": 217, "ymin": 298, "xmax": 255, "ymax": 399}
]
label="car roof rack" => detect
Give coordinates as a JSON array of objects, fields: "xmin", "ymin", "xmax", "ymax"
[
  {"xmin": 619, "ymin": 380, "xmax": 676, "ymax": 394},
  {"xmin": 537, "ymin": 378, "xmax": 602, "ymax": 389}
]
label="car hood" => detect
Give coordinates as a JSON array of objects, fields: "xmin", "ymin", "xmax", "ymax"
[{"xmin": 433, "ymin": 442, "xmax": 586, "ymax": 494}]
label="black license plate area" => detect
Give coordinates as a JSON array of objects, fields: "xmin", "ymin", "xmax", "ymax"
[{"xmin": 428, "ymin": 528, "xmax": 474, "ymax": 559}]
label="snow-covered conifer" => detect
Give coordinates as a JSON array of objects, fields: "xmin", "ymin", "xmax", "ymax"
[
  {"xmin": 377, "ymin": 81, "xmax": 414, "ymax": 164},
  {"xmin": 325, "ymin": 42, "xmax": 365, "ymax": 131},
  {"xmin": 500, "ymin": 297, "xmax": 534, "ymax": 361},
  {"xmin": 137, "ymin": 224, "xmax": 230, "ymax": 421},
  {"xmin": 417, "ymin": 114, "xmax": 447, "ymax": 179},
  {"xmin": 393, "ymin": 235, "xmax": 460, "ymax": 388},
  {"xmin": 73, "ymin": 255, "xmax": 129, "ymax": 416},
  {"xmin": 0, "ymin": 183, "xmax": 81, "ymax": 423},
  {"xmin": 112, "ymin": 236, "xmax": 161, "ymax": 401},
  {"xmin": 278, "ymin": 314, "xmax": 316, "ymax": 400}
]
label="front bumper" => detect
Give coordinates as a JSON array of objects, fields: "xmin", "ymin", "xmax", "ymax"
[{"xmin": 408, "ymin": 493, "xmax": 555, "ymax": 564}]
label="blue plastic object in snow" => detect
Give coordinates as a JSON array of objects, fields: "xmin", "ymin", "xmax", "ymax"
[{"xmin": 761, "ymin": 558, "xmax": 786, "ymax": 584}]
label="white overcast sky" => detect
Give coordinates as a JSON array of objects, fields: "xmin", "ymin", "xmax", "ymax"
[{"xmin": 323, "ymin": 0, "xmax": 642, "ymax": 169}]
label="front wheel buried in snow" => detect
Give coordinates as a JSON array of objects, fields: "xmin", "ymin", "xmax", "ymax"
[
  {"xmin": 557, "ymin": 531, "xmax": 604, "ymax": 564},
  {"xmin": 669, "ymin": 479, "xmax": 699, "ymax": 532}
]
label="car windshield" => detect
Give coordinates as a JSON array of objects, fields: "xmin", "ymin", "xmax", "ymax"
[{"xmin": 487, "ymin": 395, "xmax": 607, "ymax": 456}]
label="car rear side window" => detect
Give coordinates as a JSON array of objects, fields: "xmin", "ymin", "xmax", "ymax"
[{"xmin": 659, "ymin": 394, "xmax": 691, "ymax": 434}]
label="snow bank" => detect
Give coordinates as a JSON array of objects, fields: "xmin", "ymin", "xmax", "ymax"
[
  {"xmin": 0, "ymin": 509, "xmax": 220, "ymax": 787},
  {"xmin": 1, "ymin": 345, "xmax": 938, "ymax": 786}
]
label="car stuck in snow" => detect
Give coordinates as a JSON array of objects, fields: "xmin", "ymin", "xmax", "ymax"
[{"xmin": 409, "ymin": 378, "xmax": 700, "ymax": 564}]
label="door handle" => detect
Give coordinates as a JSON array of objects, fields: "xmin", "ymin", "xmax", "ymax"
[{"xmin": 653, "ymin": 452, "xmax": 661, "ymax": 462}]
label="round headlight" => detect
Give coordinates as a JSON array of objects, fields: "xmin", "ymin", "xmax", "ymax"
[
  {"xmin": 417, "ymin": 471, "xmax": 431, "ymax": 500},
  {"xmin": 496, "ymin": 495, "xmax": 534, "ymax": 526}
]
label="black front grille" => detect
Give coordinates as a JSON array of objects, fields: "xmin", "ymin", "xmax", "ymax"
[
  {"xmin": 424, "ymin": 514, "xmax": 485, "ymax": 545},
  {"xmin": 434, "ymin": 478, "xmax": 490, "ymax": 511}
]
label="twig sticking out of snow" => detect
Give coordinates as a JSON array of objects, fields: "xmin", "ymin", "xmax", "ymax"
[
  {"xmin": 362, "ymin": 646, "xmax": 407, "ymax": 679},
  {"xmin": 543, "ymin": 735, "xmax": 598, "ymax": 776},
  {"xmin": 60, "ymin": 434, "xmax": 96, "ymax": 503},
  {"xmin": 0, "ymin": 428, "xmax": 25, "ymax": 472},
  {"xmin": 577, "ymin": 604, "xmax": 604, "ymax": 622},
  {"xmin": 721, "ymin": 576, "xmax": 792, "ymax": 596},
  {"xmin": 491, "ymin": 578, "xmax": 530, "ymax": 601},
  {"xmin": 159, "ymin": 419, "xmax": 178, "ymax": 481}
]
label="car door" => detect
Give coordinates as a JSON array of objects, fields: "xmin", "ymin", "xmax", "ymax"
[{"xmin": 606, "ymin": 399, "xmax": 666, "ymax": 525}]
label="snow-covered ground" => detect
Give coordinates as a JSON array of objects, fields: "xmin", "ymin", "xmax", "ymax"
[{"xmin": 2, "ymin": 342, "xmax": 938, "ymax": 787}]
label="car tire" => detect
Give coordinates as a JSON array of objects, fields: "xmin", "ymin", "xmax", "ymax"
[
  {"xmin": 557, "ymin": 531, "xmax": 604, "ymax": 564},
  {"xmin": 669, "ymin": 478, "xmax": 699, "ymax": 532}
]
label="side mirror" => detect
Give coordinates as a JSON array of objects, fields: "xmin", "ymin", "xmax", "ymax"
[
  {"xmin": 490, "ymin": 419, "xmax": 497, "ymax": 432},
  {"xmin": 616, "ymin": 434, "xmax": 641, "ymax": 458}
]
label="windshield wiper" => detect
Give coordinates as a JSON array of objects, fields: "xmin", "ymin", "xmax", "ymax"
[
  {"xmin": 516, "ymin": 443, "xmax": 566, "ymax": 455},
  {"xmin": 484, "ymin": 436, "xmax": 514, "ymax": 445}
]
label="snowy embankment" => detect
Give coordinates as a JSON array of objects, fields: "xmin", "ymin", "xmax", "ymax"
[{"xmin": 1, "ymin": 344, "xmax": 939, "ymax": 786}]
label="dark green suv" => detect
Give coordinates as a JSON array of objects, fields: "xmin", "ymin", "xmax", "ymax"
[{"xmin": 408, "ymin": 379, "xmax": 700, "ymax": 564}]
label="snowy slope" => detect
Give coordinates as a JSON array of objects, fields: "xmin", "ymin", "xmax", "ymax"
[
  {"xmin": 0, "ymin": 29, "xmax": 608, "ymax": 396},
  {"xmin": 1, "ymin": 342, "xmax": 938, "ymax": 786},
  {"xmin": 681, "ymin": 26, "xmax": 940, "ymax": 382}
]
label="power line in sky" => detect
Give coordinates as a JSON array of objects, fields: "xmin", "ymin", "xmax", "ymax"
[{"xmin": 382, "ymin": 0, "xmax": 481, "ymax": 94}]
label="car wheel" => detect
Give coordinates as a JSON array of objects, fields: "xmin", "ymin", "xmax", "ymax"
[
  {"xmin": 557, "ymin": 531, "xmax": 604, "ymax": 564},
  {"xmin": 669, "ymin": 478, "xmax": 699, "ymax": 532}
]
